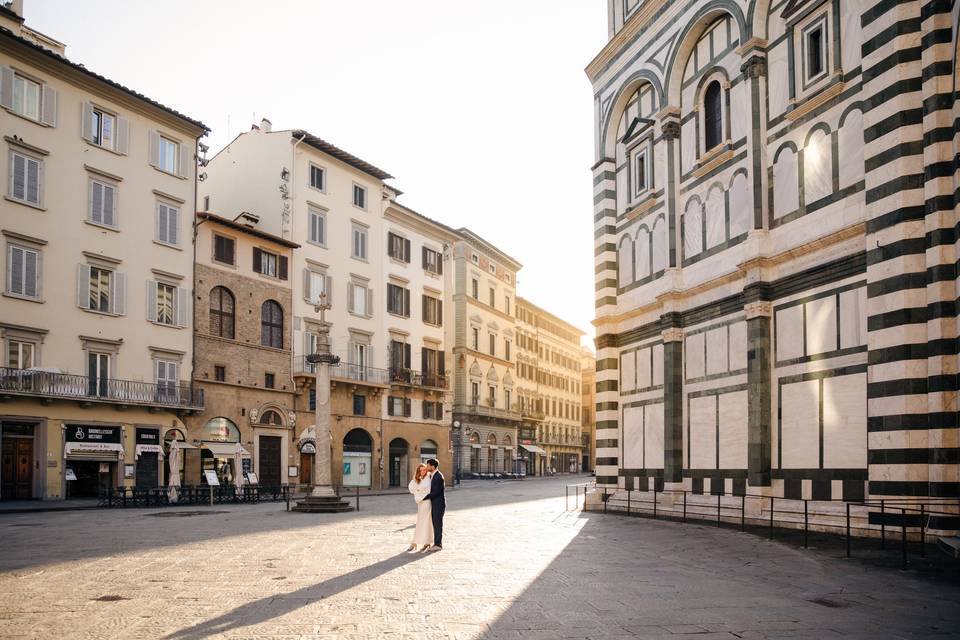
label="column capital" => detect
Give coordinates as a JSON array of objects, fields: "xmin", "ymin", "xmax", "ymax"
[
  {"xmin": 745, "ymin": 301, "xmax": 773, "ymax": 319},
  {"xmin": 661, "ymin": 327, "xmax": 684, "ymax": 343},
  {"xmin": 740, "ymin": 54, "xmax": 767, "ymax": 79}
]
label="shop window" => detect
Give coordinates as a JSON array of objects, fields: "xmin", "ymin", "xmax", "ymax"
[{"xmin": 353, "ymin": 394, "xmax": 366, "ymax": 415}]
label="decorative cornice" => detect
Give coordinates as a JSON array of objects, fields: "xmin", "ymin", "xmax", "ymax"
[
  {"xmin": 744, "ymin": 301, "xmax": 773, "ymax": 319},
  {"xmin": 661, "ymin": 328, "xmax": 684, "ymax": 343},
  {"xmin": 786, "ymin": 80, "xmax": 846, "ymax": 122},
  {"xmin": 585, "ymin": 0, "xmax": 668, "ymax": 82},
  {"xmin": 740, "ymin": 55, "xmax": 767, "ymax": 79}
]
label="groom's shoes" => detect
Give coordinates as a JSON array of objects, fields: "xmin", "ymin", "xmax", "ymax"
[{"xmin": 431, "ymin": 545, "xmax": 443, "ymax": 551}]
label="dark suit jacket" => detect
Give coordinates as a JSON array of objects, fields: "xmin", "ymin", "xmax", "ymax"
[{"xmin": 424, "ymin": 470, "xmax": 445, "ymax": 508}]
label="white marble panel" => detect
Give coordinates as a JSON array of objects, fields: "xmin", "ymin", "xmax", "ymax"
[
  {"xmin": 781, "ymin": 380, "xmax": 820, "ymax": 469},
  {"xmin": 644, "ymin": 403, "xmax": 665, "ymax": 469},
  {"xmin": 635, "ymin": 227, "xmax": 651, "ymax": 280},
  {"xmin": 689, "ymin": 395, "xmax": 717, "ymax": 469},
  {"xmin": 696, "ymin": 36, "xmax": 710, "ymax": 75},
  {"xmin": 652, "ymin": 343, "xmax": 664, "ymax": 386},
  {"xmin": 728, "ymin": 172, "xmax": 751, "ymax": 237},
  {"xmin": 706, "ymin": 326, "xmax": 729, "ymax": 375},
  {"xmin": 839, "ymin": 110, "xmax": 864, "ymax": 190},
  {"xmin": 773, "ymin": 145, "xmax": 799, "ymax": 218},
  {"xmin": 767, "ymin": 42, "xmax": 790, "ymax": 119},
  {"xmin": 729, "ymin": 321, "xmax": 747, "ymax": 371},
  {"xmin": 681, "ymin": 119, "xmax": 697, "ymax": 174},
  {"xmin": 839, "ymin": 287, "xmax": 865, "ymax": 349},
  {"xmin": 806, "ymin": 295, "xmax": 838, "ymax": 355},
  {"xmin": 718, "ymin": 390, "xmax": 748, "ymax": 469},
  {"xmin": 637, "ymin": 347, "xmax": 652, "ymax": 390},
  {"xmin": 618, "ymin": 236, "xmax": 633, "ymax": 287},
  {"xmin": 620, "ymin": 350, "xmax": 636, "ymax": 391},
  {"xmin": 616, "ymin": 164, "xmax": 628, "ymax": 214},
  {"xmin": 823, "ymin": 374, "xmax": 867, "ymax": 468},
  {"xmin": 841, "ymin": 0, "xmax": 863, "ymax": 73},
  {"xmin": 652, "ymin": 217, "xmax": 668, "ymax": 273},
  {"xmin": 776, "ymin": 305, "xmax": 804, "ymax": 361},
  {"xmin": 686, "ymin": 332, "xmax": 706, "ymax": 379},
  {"xmin": 705, "ymin": 186, "xmax": 726, "ymax": 249},
  {"xmin": 804, "ymin": 129, "xmax": 833, "ymax": 204},
  {"xmin": 683, "ymin": 198, "xmax": 703, "ymax": 257},
  {"xmin": 623, "ymin": 406, "xmax": 644, "ymax": 469}
]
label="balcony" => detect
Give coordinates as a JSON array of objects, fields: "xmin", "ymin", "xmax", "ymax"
[
  {"xmin": 294, "ymin": 357, "xmax": 390, "ymax": 386},
  {"xmin": 522, "ymin": 407, "xmax": 546, "ymax": 422},
  {"xmin": 0, "ymin": 367, "xmax": 204, "ymax": 412},
  {"xmin": 454, "ymin": 402, "xmax": 522, "ymax": 423},
  {"xmin": 388, "ymin": 367, "xmax": 448, "ymax": 390}
]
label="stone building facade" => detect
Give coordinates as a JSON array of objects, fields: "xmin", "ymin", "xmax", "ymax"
[
  {"xmin": 0, "ymin": 5, "xmax": 206, "ymax": 500},
  {"xmin": 589, "ymin": 0, "xmax": 960, "ymax": 530},
  {"xmin": 183, "ymin": 212, "xmax": 298, "ymax": 488},
  {"xmin": 581, "ymin": 347, "xmax": 596, "ymax": 473}
]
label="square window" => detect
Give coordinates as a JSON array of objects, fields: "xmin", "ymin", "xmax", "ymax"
[
  {"xmin": 353, "ymin": 394, "xmax": 366, "ymax": 416},
  {"xmin": 88, "ymin": 266, "xmax": 111, "ymax": 313},
  {"xmin": 423, "ymin": 247, "xmax": 442, "ymax": 274},
  {"xmin": 264, "ymin": 372, "xmax": 275, "ymax": 389},
  {"xmin": 214, "ymin": 365, "xmax": 226, "ymax": 382},
  {"xmin": 9, "ymin": 150, "xmax": 41, "ymax": 206},
  {"xmin": 806, "ymin": 24, "xmax": 825, "ymax": 80},
  {"xmin": 156, "ymin": 283, "xmax": 176, "ymax": 325},
  {"xmin": 158, "ymin": 136, "xmax": 178, "ymax": 174},
  {"xmin": 352, "ymin": 225, "xmax": 368, "ymax": 260},
  {"xmin": 471, "ymin": 278, "xmax": 479, "ymax": 299},
  {"xmin": 256, "ymin": 249, "xmax": 279, "ymax": 277},
  {"xmin": 7, "ymin": 340, "xmax": 34, "ymax": 369},
  {"xmin": 213, "ymin": 234, "xmax": 235, "ymax": 265},
  {"xmin": 308, "ymin": 209, "xmax": 326, "ymax": 246},
  {"xmin": 91, "ymin": 108, "xmax": 115, "ymax": 149},
  {"xmin": 89, "ymin": 179, "xmax": 117, "ymax": 227},
  {"xmin": 156, "ymin": 202, "xmax": 179, "ymax": 246},
  {"xmin": 353, "ymin": 184, "xmax": 366, "ymax": 209},
  {"xmin": 349, "ymin": 282, "xmax": 370, "ymax": 317},
  {"xmin": 471, "ymin": 253, "xmax": 479, "ymax": 264},
  {"xmin": 489, "ymin": 263, "xmax": 496, "ymax": 274},
  {"xmin": 12, "ymin": 73, "xmax": 40, "ymax": 121},
  {"xmin": 6, "ymin": 244, "xmax": 40, "ymax": 299},
  {"xmin": 309, "ymin": 164, "xmax": 325, "ymax": 191}
]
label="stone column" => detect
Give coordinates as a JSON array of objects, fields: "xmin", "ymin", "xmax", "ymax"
[
  {"xmin": 661, "ymin": 314, "xmax": 684, "ymax": 484},
  {"xmin": 740, "ymin": 51, "xmax": 768, "ymax": 230},
  {"xmin": 310, "ymin": 322, "xmax": 337, "ymax": 497},
  {"xmin": 745, "ymin": 297, "xmax": 772, "ymax": 487}
]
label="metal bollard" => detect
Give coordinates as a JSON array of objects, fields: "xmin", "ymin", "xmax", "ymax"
[
  {"xmin": 627, "ymin": 490, "xmax": 630, "ymax": 515},
  {"xmin": 920, "ymin": 505, "xmax": 925, "ymax": 557},
  {"xmin": 880, "ymin": 500, "xmax": 886, "ymax": 549},
  {"xmin": 769, "ymin": 496, "xmax": 774, "ymax": 540},
  {"xmin": 603, "ymin": 488, "xmax": 607, "ymax": 514},
  {"xmin": 717, "ymin": 494, "xmax": 721, "ymax": 528},
  {"xmin": 846, "ymin": 503, "xmax": 851, "ymax": 558},
  {"xmin": 565, "ymin": 485, "xmax": 569, "ymax": 511},
  {"xmin": 901, "ymin": 508, "xmax": 907, "ymax": 570},
  {"xmin": 356, "ymin": 486, "xmax": 360, "ymax": 512},
  {"xmin": 803, "ymin": 500, "xmax": 809, "ymax": 549},
  {"xmin": 653, "ymin": 489, "xmax": 657, "ymax": 519},
  {"xmin": 683, "ymin": 491, "xmax": 687, "ymax": 522},
  {"xmin": 741, "ymin": 495, "xmax": 745, "ymax": 531}
]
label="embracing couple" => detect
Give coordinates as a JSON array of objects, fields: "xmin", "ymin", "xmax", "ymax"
[{"xmin": 406, "ymin": 458, "xmax": 445, "ymax": 552}]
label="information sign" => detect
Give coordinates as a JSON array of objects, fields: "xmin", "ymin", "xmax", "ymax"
[{"xmin": 203, "ymin": 470, "xmax": 220, "ymax": 486}]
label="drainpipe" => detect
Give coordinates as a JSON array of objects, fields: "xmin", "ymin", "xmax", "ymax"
[
  {"xmin": 190, "ymin": 133, "xmax": 205, "ymax": 409},
  {"xmin": 288, "ymin": 133, "xmax": 307, "ymax": 424}
]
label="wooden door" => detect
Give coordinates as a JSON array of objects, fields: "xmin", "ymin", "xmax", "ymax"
[
  {"xmin": 299, "ymin": 452, "xmax": 313, "ymax": 485},
  {"xmin": 136, "ymin": 453, "xmax": 158, "ymax": 488},
  {"xmin": 2, "ymin": 438, "xmax": 33, "ymax": 500},
  {"xmin": 258, "ymin": 436, "xmax": 281, "ymax": 486}
]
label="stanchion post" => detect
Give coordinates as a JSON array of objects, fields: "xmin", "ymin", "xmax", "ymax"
[
  {"xmin": 845, "ymin": 503, "xmax": 851, "ymax": 558},
  {"xmin": 653, "ymin": 489, "xmax": 657, "ymax": 520},
  {"xmin": 803, "ymin": 500, "xmax": 809, "ymax": 548},
  {"xmin": 683, "ymin": 491, "xmax": 687, "ymax": 522},
  {"xmin": 210, "ymin": 484, "xmax": 214, "ymax": 507},
  {"xmin": 566, "ymin": 485, "xmax": 569, "ymax": 512},
  {"xmin": 769, "ymin": 496, "xmax": 774, "ymax": 540},
  {"xmin": 901, "ymin": 508, "xmax": 907, "ymax": 570},
  {"xmin": 741, "ymin": 495, "xmax": 745, "ymax": 531},
  {"xmin": 627, "ymin": 490, "xmax": 631, "ymax": 515},
  {"xmin": 356, "ymin": 486, "xmax": 360, "ymax": 512},
  {"xmin": 920, "ymin": 504, "xmax": 925, "ymax": 557},
  {"xmin": 603, "ymin": 488, "xmax": 607, "ymax": 514},
  {"xmin": 717, "ymin": 494, "xmax": 721, "ymax": 528},
  {"xmin": 880, "ymin": 500, "xmax": 886, "ymax": 549}
]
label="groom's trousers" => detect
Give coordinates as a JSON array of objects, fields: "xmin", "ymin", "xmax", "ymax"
[{"xmin": 431, "ymin": 501, "xmax": 445, "ymax": 547}]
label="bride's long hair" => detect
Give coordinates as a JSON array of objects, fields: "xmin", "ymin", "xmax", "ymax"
[{"xmin": 414, "ymin": 463, "xmax": 429, "ymax": 483}]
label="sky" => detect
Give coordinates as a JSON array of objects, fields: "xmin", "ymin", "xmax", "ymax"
[{"xmin": 25, "ymin": 1, "xmax": 608, "ymax": 348}]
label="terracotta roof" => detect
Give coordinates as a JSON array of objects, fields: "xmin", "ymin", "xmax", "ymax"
[
  {"xmin": 196, "ymin": 211, "xmax": 300, "ymax": 248},
  {"xmin": 292, "ymin": 130, "xmax": 393, "ymax": 180},
  {"xmin": 0, "ymin": 27, "xmax": 209, "ymax": 132}
]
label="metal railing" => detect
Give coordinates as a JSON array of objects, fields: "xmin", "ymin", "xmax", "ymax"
[
  {"xmin": 566, "ymin": 484, "xmax": 960, "ymax": 569},
  {"xmin": 293, "ymin": 357, "xmax": 390, "ymax": 385},
  {"xmin": 98, "ymin": 484, "xmax": 292, "ymax": 507},
  {"xmin": 0, "ymin": 367, "xmax": 204, "ymax": 410},
  {"xmin": 388, "ymin": 367, "xmax": 448, "ymax": 389},
  {"xmin": 454, "ymin": 403, "xmax": 522, "ymax": 421}
]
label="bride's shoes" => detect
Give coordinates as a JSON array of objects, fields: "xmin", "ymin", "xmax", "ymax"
[{"xmin": 407, "ymin": 543, "xmax": 417, "ymax": 551}]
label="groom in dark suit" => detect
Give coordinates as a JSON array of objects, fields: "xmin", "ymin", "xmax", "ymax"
[{"xmin": 423, "ymin": 458, "xmax": 445, "ymax": 550}]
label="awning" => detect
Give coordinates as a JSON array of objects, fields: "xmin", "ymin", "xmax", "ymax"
[
  {"xmin": 135, "ymin": 444, "xmax": 164, "ymax": 459},
  {"xmin": 470, "ymin": 444, "xmax": 481, "ymax": 449},
  {"xmin": 202, "ymin": 442, "xmax": 250, "ymax": 457},
  {"xmin": 64, "ymin": 442, "xmax": 124, "ymax": 458},
  {"xmin": 519, "ymin": 444, "xmax": 547, "ymax": 455}
]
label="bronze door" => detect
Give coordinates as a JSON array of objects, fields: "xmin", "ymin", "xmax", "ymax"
[
  {"xmin": 259, "ymin": 436, "xmax": 281, "ymax": 486},
  {"xmin": 2, "ymin": 438, "xmax": 34, "ymax": 500}
]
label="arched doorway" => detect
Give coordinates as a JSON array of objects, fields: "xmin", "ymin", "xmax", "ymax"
[
  {"xmin": 389, "ymin": 438, "xmax": 408, "ymax": 487},
  {"xmin": 420, "ymin": 439, "xmax": 438, "ymax": 465},
  {"xmin": 469, "ymin": 432, "xmax": 481, "ymax": 473},
  {"xmin": 200, "ymin": 417, "xmax": 241, "ymax": 485},
  {"xmin": 486, "ymin": 433, "xmax": 498, "ymax": 473},
  {"xmin": 343, "ymin": 428, "xmax": 373, "ymax": 487}
]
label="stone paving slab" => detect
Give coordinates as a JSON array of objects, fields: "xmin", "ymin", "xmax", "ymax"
[{"xmin": 0, "ymin": 477, "xmax": 958, "ymax": 639}]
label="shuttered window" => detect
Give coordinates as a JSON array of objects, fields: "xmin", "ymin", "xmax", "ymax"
[
  {"xmin": 422, "ymin": 247, "xmax": 442, "ymax": 275},
  {"xmin": 348, "ymin": 282, "xmax": 372, "ymax": 317},
  {"xmin": 253, "ymin": 247, "xmax": 288, "ymax": 280},
  {"xmin": 422, "ymin": 295, "xmax": 442, "ymax": 326},
  {"xmin": 308, "ymin": 209, "xmax": 326, "ymax": 245},
  {"xmin": 703, "ymin": 81, "xmax": 723, "ymax": 152},
  {"xmin": 9, "ymin": 150, "xmax": 41, "ymax": 206},
  {"xmin": 353, "ymin": 184, "xmax": 366, "ymax": 209},
  {"xmin": 387, "ymin": 233, "xmax": 410, "ymax": 262},
  {"xmin": 6, "ymin": 244, "xmax": 39, "ymax": 298},
  {"xmin": 304, "ymin": 269, "xmax": 332, "ymax": 305},
  {"xmin": 261, "ymin": 300, "xmax": 283, "ymax": 348},
  {"xmin": 352, "ymin": 225, "xmax": 368, "ymax": 260},
  {"xmin": 213, "ymin": 234, "xmax": 235, "ymax": 265},
  {"xmin": 158, "ymin": 136, "xmax": 178, "ymax": 173},
  {"xmin": 156, "ymin": 203, "xmax": 179, "ymax": 246},
  {"xmin": 209, "ymin": 286, "xmax": 235, "ymax": 339},
  {"xmin": 387, "ymin": 283, "xmax": 410, "ymax": 317},
  {"xmin": 89, "ymin": 179, "xmax": 117, "ymax": 227},
  {"xmin": 309, "ymin": 164, "xmax": 325, "ymax": 191},
  {"xmin": 156, "ymin": 283, "xmax": 176, "ymax": 325}
]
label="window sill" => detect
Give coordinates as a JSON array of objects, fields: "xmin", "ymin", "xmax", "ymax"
[
  {"xmin": 424, "ymin": 269, "xmax": 442, "ymax": 278},
  {"xmin": 4, "ymin": 196, "xmax": 45, "ymax": 211},
  {"xmin": 348, "ymin": 312, "xmax": 374, "ymax": 320},
  {"xmin": 151, "ymin": 165, "xmax": 188, "ymax": 180},
  {"xmin": 150, "ymin": 320, "xmax": 186, "ymax": 330},
  {"xmin": 692, "ymin": 146, "xmax": 734, "ymax": 179},
  {"xmin": 85, "ymin": 220, "xmax": 120, "ymax": 233},
  {"xmin": 387, "ymin": 311, "xmax": 411, "ymax": 319},
  {"xmin": 255, "ymin": 271, "xmax": 283, "ymax": 282},
  {"xmin": 388, "ymin": 256, "xmax": 410, "ymax": 267},
  {"xmin": 211, "ymin": 258, "xmax": 238, "ymax": 269},
  {"xmin": 153, "ymin": 240, "xmax": 183, "ymax": 251},
  {"xmin": 787, "ymin": 77, "xmax": 845, "ymax": 122},
  {"xmin": 81, "ymin": 307, "xmax": 121, "ymax": 318},
  {"xmin": 306, "ymin": 240, "xmax": 328, "ymax": 250},
  {"xmin": 2, "ymin": 291, "xmax": 43, "ymax": 304},
  {"xmin": 3, "ymin": 107, "xmax": 50, "ymax": 128},
  {"xmin": 83, "ymin": 138, "xmax": 124, "ymax": 156},
  {"xmin": 351, "ymin": 256, "xmax": 369, "ymax": 263}
]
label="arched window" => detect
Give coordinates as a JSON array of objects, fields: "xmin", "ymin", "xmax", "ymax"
[
  {"xmin": 260, "ymin": 410, "xmax": 282, "ymax": 425},
  {"xmin": 201, "ymin": 417, "xmax": 240, "ymax": 442},
  {"xmin": 704, "ymin": 81, "xmax": 723, "ymax": 152},
  {"xmin": 261, "ymin": 300, "xmax": 283, "ymax": 348},
  {"xmin": 209, "ymin": 286, "xmax": 235, "ymax": 339}
]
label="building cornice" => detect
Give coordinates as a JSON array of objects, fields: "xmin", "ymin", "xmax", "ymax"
[{"xmin": 585, "ymin": 0, "xmax": 669, "ymax": 82}]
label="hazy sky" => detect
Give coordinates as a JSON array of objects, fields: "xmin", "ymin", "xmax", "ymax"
[{"xmin": 26, "ymin": 1, "xmax": 607, "ymax": 348}]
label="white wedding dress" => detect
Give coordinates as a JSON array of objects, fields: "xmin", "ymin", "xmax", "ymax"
[{"xmin": 408, "ymin": 473, "xmax": 435, "ymax": 546}]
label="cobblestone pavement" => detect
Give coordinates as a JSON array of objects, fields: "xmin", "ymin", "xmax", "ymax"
[{"xmin": 1, "ymin": 477, "xmax": 958, "ymax": 639}]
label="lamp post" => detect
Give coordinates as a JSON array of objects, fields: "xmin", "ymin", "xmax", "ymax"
[
  {"xmin": 452, "ymin": 420, "xmax": 462, "ymax": 486},
  {"xmin": 294, "ymin": 293, "xmax": 352, "ymax": 512}
]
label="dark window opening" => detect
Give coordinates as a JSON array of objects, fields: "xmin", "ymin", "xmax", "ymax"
[
  {"xmin": 807, "ymin": 26, "xmax": 824, "ymax": 79},
  {"xmin": 703, "ymin": 81, "xmax": 723, "ymax": 152}
]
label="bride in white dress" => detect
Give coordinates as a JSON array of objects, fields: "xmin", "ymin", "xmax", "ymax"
[{"xmin": 407, "ymin": 463, "xmax": 434, "ymax": 551}]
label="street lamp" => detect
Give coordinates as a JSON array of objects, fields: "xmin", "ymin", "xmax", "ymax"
[{"xmin": 452, "ymin": 420, "xmax": 462, "ymax": 486}]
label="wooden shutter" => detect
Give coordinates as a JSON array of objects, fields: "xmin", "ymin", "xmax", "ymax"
[
  {"xmin": 347, "ymin": 282, "xmax": 355, "ymax": 314},
  {"xmin": 404, "ymin": 343, "xmax": 411, "ymax": 369},
  {"xmin": 403, "ymin": 397, "xmax": 411, "ymax": 417},
  {"xmin": 115, "ymin": 117, "xmax": 129, "ymax": 155},
  {"xmin": 112, "ymin": 272, "xmax": 126, "ymax": 315},
  {"xmin": 438, "ymin": 350, "xmax": 445, "ymax": 374},
  {"xmin": 11, "ymin": 153, "xmax": 25, "ymax": 200},
  {"xmin": 387, "ymin": 397, "xmax": 394, "ymax": 417},
  {"xmin": 437, "ymin": 299, "xmax": 443, "ymax": 326},
  {"xmin": 155, "ymin": 205, "xmax": 166, "ymax": 243},
  {"xmin": 24, "ymin": 249, "xmax": 37, "ymax": 298},
  {"xmin": 146, "ymin": 280, "xmax": 158, "ymax": 322},
  {"xmin": 437, "ymin": 254, "xmax": 443, "ymax": 275},
  {"xmin": 90, "ymin": 181, "xmax": 103, "ymax": 224},
  {"xmin": 403, "ymin": 238, "xmax": 411, "ymax": 262},
  {"xmin": 422, "ymin": 246, "xmax": 428, "ymax": 269},
  {"xmin": 421, "ymin": 294, "xmax": 428, "ymax": 322},
  {"xmin": 148, "ymin": 130, "xmax": 160, "ymax": 167},
  {"xmin": 76, "ymin": 264, "xmax": 90, "ymax": 308},
  {"xmin": 0, "ymin": 66, "xmax": 12, "ymax": 110},
  {"xmin": 167, "ymin": 207, "xmax": 178, "ymax": 245},
  {"xmin": 178, "ymin": 140, "xmax": 192, "ymax": 178},
  {"xmin": 40, "ymin": 85, "xmax": 56, "ymax": 127},
  {"xmin": 224, "ymin": 237, "xmax": 234, "ymax": 264},
  {"xmin": 252, "ymin": 247, "xmax": 262, "ymax": 274},
  {"xmin": 403, "ymin": 288, "xmax": 410, "ymax": 317},
  {"xmin": 421, "ymin": 348, "xmax": 428, "ymax": 375},
  {"xmin": 102, "ymin": 184, "xmax": 115, "ymax": 226},
  {"xmin": 303, "ymin": 268, "xmax": 312, "ymax": 301},
  {"xmin": 8, "ymin": 246, "xmax": 22, "ymax": 295},
  {"xmin": 176, "ymin": 286, "xmax": 190, "ymax": 327},
  {"xmin": 81, "ymin": 102, "xmax": 94, "ymax": 141},
  {"xmin": 278, "ymin": 255, "xmax": 288, "ymax": 280},
  {"xmin": 366, "ymin": 287, "xmax": 373, "ymax": 318}
]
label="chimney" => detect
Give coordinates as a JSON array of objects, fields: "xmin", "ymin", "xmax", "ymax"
[{"xmin": 260, "ymin": 118, "xmax": 272, "ymax": 133}]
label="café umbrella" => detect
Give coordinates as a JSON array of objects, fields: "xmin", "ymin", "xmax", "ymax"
[
  {"xmin": 167, "ymin": 439, "xmax": 181, "ymax": 503},
  {"xmin": 234, "ymin": 442, "xmax": 244, "ymax": 490}
]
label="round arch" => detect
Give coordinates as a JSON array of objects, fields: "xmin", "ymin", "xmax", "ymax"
[
  {"xmin": 599, "ymin": 69, "xmax": 666, "ymax": 158},
  {"xmin": 419, "ymin": 439, "xmax": 439, "ymax": 465},
  {"xmin": 388, "ymin": 437, "xmax": 409, "ymax": 487},
  {"xmin": 343, "ymin": 428, "xmax": 373, "ymax": 488}
]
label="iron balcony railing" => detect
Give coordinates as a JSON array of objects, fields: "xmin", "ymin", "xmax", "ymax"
[
  {"xmin": 388, "ymin": 367, "xmax": 448, "ymax": 390},
  {"xmin": 0, "ymin": 367, "xmax": 204, "ymax": 410},
  {"xmin": 454, "ymin": 402, "xmax": 522, "ymax": 422},
  {"xmin": 293, "ymin": 356, "xmax": 390, "ymax": 385}
]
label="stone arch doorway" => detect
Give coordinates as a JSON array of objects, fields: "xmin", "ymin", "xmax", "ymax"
[
  {"xmin": 388, "ymin": 437, "xmax": 409, "ymax": 487},
  {"xmin": 343, "ymin": 428, "xmax": 373, "ymax": 487}
]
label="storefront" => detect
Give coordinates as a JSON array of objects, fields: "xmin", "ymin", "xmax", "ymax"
[
  {"xmin": 63, "ymin": 424, "xmax": 123, "ymax": 498},
  {"xmin": 343, "ymin": 428, "xmax": 372, "ymax": 488},
  {"xmin": 134, "ymin": 427, "xmax": 162, "ymax": 488},
  {"xmin": 163, "ymin": 428, "xmax": 190, "ymax": 487},
  {"xmin": 519, "ymin": 443, "xmax": 546, "ymax": 477},
  {"xmin": 1, "ymin": 421, "xmax": 40, "ymax": 500},
  {"xmin": 419, "ymin": 439, "xmax": 438, "ymax": 465},
  {"xmin": 199, "ymin": 417, "xmax": 250, "ymax": 485}
]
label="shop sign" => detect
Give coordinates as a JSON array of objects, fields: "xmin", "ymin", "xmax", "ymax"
[
  {"xmin": 135, "ymin": 428, "xmax": 160, "ymax": 445},
  {"xmin": 519, "ymin": 439, "xmax": 534, "ymax": 445},
  {"xmin": 66, "ymin": 425, "xmax": 121, "ymax": 443},
  {"xmin": 519, "ymin": 427, "xmax": 536, "ymax": 440},
  {"xmin": 204, "ymin": 470, "xmax": 220, "ymax": 486},
  {"xmin": 300, "ymin": 442, "xmax": 317, "ymax": 454},
  {"xmin": 65, "ymin": 468, "xmax": 77, "ymax": 481}
]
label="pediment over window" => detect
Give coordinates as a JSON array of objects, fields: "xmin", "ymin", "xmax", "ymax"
[
  {"xmin": 620, "ymin": 115, "xmax": 654, "ymax": 144},
  {"xmin": 486, "ymin": 367, "xmax": 499, "ymax": 382},
  {"xmin": 469, "ymin": 361, "xmax": 483, "ymax": 377},
  {"xmin": 781, "ymin": 0, "xmax": 819, "ymax": 19}
]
